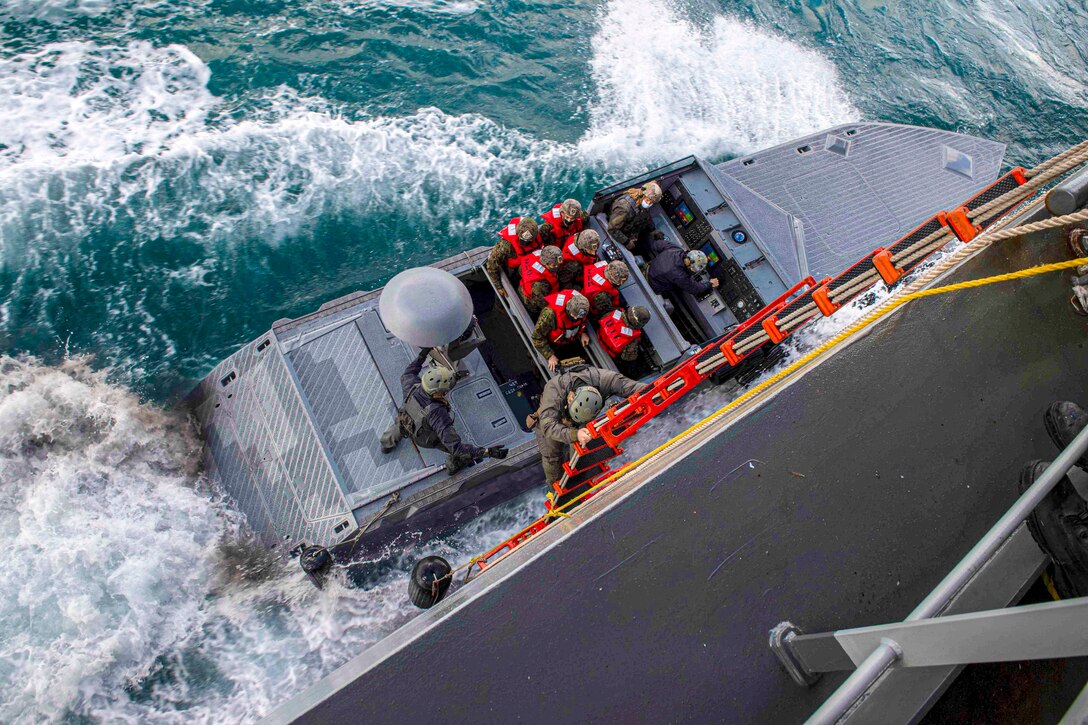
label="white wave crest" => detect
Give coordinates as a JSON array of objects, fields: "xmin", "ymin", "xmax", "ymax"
[
  {"xmin": 0, "ymin": 354, "xmax": 540, "ymax": 721},
  {"xmin": 0, "ymin": 40, "xmax": 587, "ymax": 260},
  {"xmin": 0, "ymin": 355, "xmax": 217, "ymax": 721},
  {"xmin": 579, "ymin": 0, "xmax": 859, "ymax": 165}
]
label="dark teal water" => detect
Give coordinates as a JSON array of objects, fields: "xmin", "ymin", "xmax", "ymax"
[{"xmin": 1, "ymin": 0, "xmax": 1086, "ymax": 721}]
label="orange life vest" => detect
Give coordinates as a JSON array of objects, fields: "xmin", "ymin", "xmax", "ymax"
[
  {"xmin": 519, "ymin": 250, "xmax": 557, "ymax": 297},
  {"xmin": 543, "ymin": 203, "xmax": 585, "ymax": 241},
  {"xmin": 544, "ymin": 291, "xmax": 586, "ymax": 344},
  {"xmin": 598, "ymin": 309, "xmax": 641, "ymax": 358},
  {"xmin": 561, "ymin": 236, "xmax": 596, "ymax": 267},
  {"xmin": 499, "ymin": 216, "xmax": 543, "ymax": 267},
  {"xmin": 582, "ymin": 261, "xmax": 620, "ymax": 314}
]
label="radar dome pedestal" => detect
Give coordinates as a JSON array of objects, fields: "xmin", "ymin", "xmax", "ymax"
[{"xmin": 379, "ymin": 267, "xmax": 474, "ymax": 348}]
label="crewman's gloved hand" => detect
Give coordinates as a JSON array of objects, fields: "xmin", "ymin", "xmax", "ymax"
[{"xmin": 485, "ymin": 445, "xmax": 509, "ymax": 460}]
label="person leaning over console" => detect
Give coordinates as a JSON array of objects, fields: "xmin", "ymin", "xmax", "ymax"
[
  {"xmin": 646, "ymin": 233, "xmax": 720, "ymax": 298},
  {"xmin": 528, "ymin": 364, "xmax": 642, "ymax": 485}
]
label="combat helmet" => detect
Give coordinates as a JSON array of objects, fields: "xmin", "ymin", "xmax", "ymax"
[
  {"xmin": 574, "ymin": 229, "xmax": 600, "ymax": 254},
  {"xmin": 540, "ymin": 245, "xmax": 563, "ymax": 269},
  {"xmin": 516, "ymin": 217, "xmax": 539, "ymax": 241},
  {"xmin": 624, "ymin": 305, "xmax": 650, "ymax": 329},
  {"xmin": 421, "ymin": 365, "xmax": 457, "ymax": 395},
  {"xmin": 568, "ymin": 385, "xmax": 603, "ymax": 424},
  {"xmin": 685, "ymin": 249, "xmax": 708, "ymax": 274},
  {"xmin": 604, "ymin": 260, "xmax": 630, "ymax": 286}
]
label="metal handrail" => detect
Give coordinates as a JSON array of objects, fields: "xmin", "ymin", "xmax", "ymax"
[{"xmin": 807, "ymin": 422, "xmax": 1088, "ymax": 725}]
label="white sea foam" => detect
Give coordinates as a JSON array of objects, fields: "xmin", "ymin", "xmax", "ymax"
[
  {"xmin": 0, "ymin": 0, "xmax": 114, "ymax": 20},
  {"xmin": 0, "ymin": 1, "xmax": 857, "ymax": 259},
  {"xmin": 579, "ymin": 0, "xmax": 859, "ymax": 165},
  {"xmin": 0, "ymin": 354, "xmax": 539, "ymax": 722},
  {"xmin": 328, "ymin": 0, "xmax": 481, "ymax": 15}
]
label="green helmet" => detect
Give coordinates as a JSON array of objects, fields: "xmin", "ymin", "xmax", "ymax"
[
  {"xmin": 624, "ymin": 305, "xmax": 650, "ymax": 329},
  {"xmin": 568, "ymin": 385, "xmax": 603, "ymax": 424},
  {"xmin": 564, "ymin": 292, "xmax": 590, "ymax": 320},
  {"xmin": 574, "ymin": 229, "xmax": 600, "ymax": 254},
  {"xmin": 685, "ymin": 249, "xmax": 708, "ymax": 274},
  {"xmin": 540, "ymin": 245, "xmax": 563, "ymax": 269},
  {"xmin": 421, "ymin": 365, "xmax": 456, "ymax": 394},
  {"xmin": 516, "ymin": 217, "xmax": 539, "ymax": 241},
  {"xmin": 560, "ymin": 198, "xmax": 582, "ymax": 220},
  {"xmin": 604, "ymin": 260, "xmax": 630, "ymax": 286}
]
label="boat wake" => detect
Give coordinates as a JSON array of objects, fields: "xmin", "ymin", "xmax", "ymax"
[{"xmin": 0, "ymin": 0, "xmax": 865, "ymax": 720}]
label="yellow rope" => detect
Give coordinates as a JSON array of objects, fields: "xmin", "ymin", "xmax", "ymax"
[{"xmin": 546, "ymin": 255, "xmax": 1088, "ymax": 516}]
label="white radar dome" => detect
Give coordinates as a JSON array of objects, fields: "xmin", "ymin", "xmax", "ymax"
[{"xmin": 379, "ymin": 267, "xmax": 474, "ymax": 348}]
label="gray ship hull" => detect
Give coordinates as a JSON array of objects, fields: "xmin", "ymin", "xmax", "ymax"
[{"xmin": 269, "ymin": 212, "xmax": 1088, "ymax": 722}]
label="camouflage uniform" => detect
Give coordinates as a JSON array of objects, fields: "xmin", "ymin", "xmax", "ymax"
[
  {"xmin": 485, "ymin": 238, "xmax": 519, "ymax": 287},
  {"xmin": 533, "ymin": 365, "xmax": 642, "ymax": 483},
  {"xmin": 616, "ymin": 336, "xmax": 639, "ymax": 362},
  {"xmin": 607, "ymin": 195, "xmax": 654, "ymax": 251},
  {"xmin": 587, "ymin": 290, "xmax": 616, "ymax": 318},
  {"xmin": 520, "ymin": 280, "xmax": 553, "ymax": 318},
  {"xmin": 532, "ymin": 307, "xmax": 574, "ymax": 360}
]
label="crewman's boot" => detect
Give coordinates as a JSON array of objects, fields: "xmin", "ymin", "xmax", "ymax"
[
  {"xmin": 445, "ymin": 453, "xmax": 474, "ymax": 475},
  {"xmin": 380, "ymin": 421, "xmax": 403, "ymax": 454},
  {"xmin": 1019, "ymin": 460, "xmax": 1088, "ymax": 598},
  {"xmin": 1044, "ymin": 401, "xmax": 1088, "ymax": 470}
]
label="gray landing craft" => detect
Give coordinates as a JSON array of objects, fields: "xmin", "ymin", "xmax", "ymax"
[{"xmin": 186, "ymin": 123, "xmax": 1007, "ymax": 581}]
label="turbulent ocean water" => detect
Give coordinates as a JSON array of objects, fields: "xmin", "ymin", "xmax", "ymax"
[{"xmin": 1, "ymin": 0, "xmax": 1087, "ymax": 720}]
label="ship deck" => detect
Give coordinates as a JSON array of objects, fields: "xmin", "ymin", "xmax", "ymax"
[{"xmin": 267, "ymin": 213, "xmax": 1088, "ymax": 723}]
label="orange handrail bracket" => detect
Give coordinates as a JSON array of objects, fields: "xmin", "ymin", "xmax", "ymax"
[
  {"xmin": 938, "ymin": 206, "xmax": 978, "ymax": 242},
  {"xmin": 1011, "ymin": 166, "xmax": 1028, "ymax": 185},
  {"xmin": 872, "ymin": 248, "xmax": 904, "ymax": 285},
  {"xmin": 812, "ymin": 279, "xmax": 839, "ymax": 317},
  {"xmin": 761, "ymin": 315, "xmax": 787, "ymax": 344},
  {"xmin": 719, "ymin": 339, "xmax": 742, "ymax": 366}
]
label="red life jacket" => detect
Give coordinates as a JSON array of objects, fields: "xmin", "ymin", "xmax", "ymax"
[
  {"xmin": 519, "ymin": 250, "xmax": 557, "ymax": 297},
  {"xmin": 498, "ymin": 216, "xmax": 543, "ymax": 266},
  {"xmin": 542, "ymin": 203, "xmax": 585, "ymax": 241},
  {"xmin": 598, "ymin": 309, "xmax": 641, "ymax": 358},
  {"xmin": 582, "ymin": 261, "xmax": 620, "ymax": 314},
  {"xmin": 561, "ymin": 236, "xmax": 596, "ymax": 267},
  {"xmin": 544, "ymin": 291, "xmax": 586, "ymax": 344}
]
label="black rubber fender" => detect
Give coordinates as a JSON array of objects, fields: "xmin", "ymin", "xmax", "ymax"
[{"xmin": 409, "ymin": 555, "xmax": 453, "ymax": 609}]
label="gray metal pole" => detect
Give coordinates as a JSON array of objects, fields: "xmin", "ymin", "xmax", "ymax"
[
  {"xmin": 806, "ymin": 422, "xmax": 1088, "ymax": 725},
  {"xmin": 909, "ymin": 422, "xmax": 1088, "ymax": 622},
  {"xmin": 807, "ymin": 641, "xmax": 901, "ymax": 725}
]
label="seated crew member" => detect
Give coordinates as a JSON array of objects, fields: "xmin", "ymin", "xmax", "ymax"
[
  {"xmin": 557, "ymin": 229, "xmax": 601, "ymax": 290},
  {"xmin": 583, "ymin": 260, "xmax": 630, "ymax": 318},
  {"xmin": 647, "ymin": 236, "xmax": 720, "ymax": 297},
  {"xmin": 380, "ymin": 348, "xmax": 508, "ymax": 474},
  {"xmin": 541, "ymin": 198, "xmax": 588, "ymax": 246},
  {"xmin": 532, "ymin": 290, "xmax": 591, "ymax": 372},
  {"xmin": 598, "ymin": 305, "xmax": 650, "ymax": 362},
  {"xmin": 607, "ymin": 181, "xmax": 663, "ymax": 253},
  {"xmin": 529, "ymin": 364, "xmax": 642, "ymax": 484},
  {"xmin": 518, "ymin": 244, "xmax": 563, "ymax": 317},
  {"xmin": 485, "ymin": 216, "xmax": 543, "ymax": 293}
]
